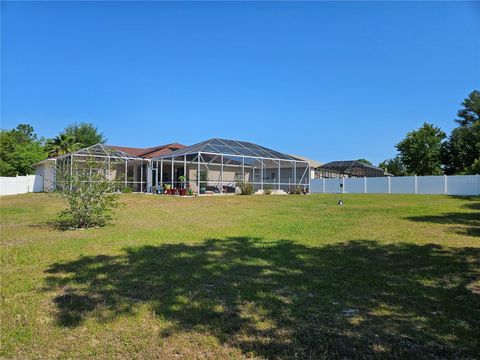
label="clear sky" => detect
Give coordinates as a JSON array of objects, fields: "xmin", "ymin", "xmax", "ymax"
[{"xmin": 1, "ymin": 1, "xmax": 479, "ymax": 164}]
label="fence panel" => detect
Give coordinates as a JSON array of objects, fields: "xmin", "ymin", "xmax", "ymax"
[
  {"xmin": 417, "ymin": 176, "xmax": 445, "ymax": 194},
  {"xmin": 344, "ymin": 178, "xmax": 364, "ymax": 193},
  {"xmin": 367, "ymin": 177, "xmax": 389, "ymax": 193},
  {"xmin": 310, "ymin": 178, "xmax": 324, "ymax": 193},
  {"xmin": 446, "ymin": 175, "xmax": 479, "ymax": 196},
  {"xmin": 325, "ymin": 178, "xmax": 342, "ymax": 193},
  {"xmin": 0, "ymin": 175, "xmax": 39, "ymax": 196},
  {"xmin": 390, "ymin": 176, "xmax": 416, "ymax": 194}
]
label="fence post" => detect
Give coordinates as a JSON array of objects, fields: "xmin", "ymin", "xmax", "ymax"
[
  {"xmin": 444, "ymin": 175, "xmax": 448, "ymax": 195},
  {"xmin": 342, "ymin": 177, "xmax": 345, "ymax": 194},
  {"xmin": 364, "ymin": 176, "xmax": 367, "ymax": 194},
  {"xmin": 414, "ymin": 175, "xmax": 418, "ymax": 194},
  {"xmin": 322, "ymin": 178, "xmax": 325, "ymax": 194},
  {"xmin": 388, "ymin": 176, "xmax": 391, "ymax": 194}
]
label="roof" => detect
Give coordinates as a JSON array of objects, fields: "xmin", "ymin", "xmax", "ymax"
[
  {"xmin": 289, "ymin": 155, "xmax": 322, "ymax": 168},
  {"xmin": 58, "ymin": 143, "xmax": 145, "ymax": 160},
  {"xmin": 154, "ymin": 138, "xmax": 305, "ymax": 161},
  {"xmin": 110, "ymin": 143, "xmax": 185, "ymax": 159},
  {"xmin": 33, "ymin": 158, "xmax": 56, "ymax": 167},
  {"xmin": 33, "ymin": 143, "xmax": 185, "ymax": 166},
  {"xmin": 320, "ymin": 160, "xmax": 384, "ymax": 172},
  {"xmin": 34, "ymin": 143, "xmax": 143, "ymax": 166}
]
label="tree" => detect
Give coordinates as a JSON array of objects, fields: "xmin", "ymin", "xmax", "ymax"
[
  {"xmin": 64, "ymin": 122, "xmax": 106, "ymax": 147},
  {"xmin": 396, "ymin": 123, "xmax": 446, "ymax": 175},
  {"xmin": 56, "ymin": 156, "xmax": 118, "ymax": 228},
  {"xmin": 442, "ymin": 122, "xmax": 480, "ymax": 174},
  {"xmin": 45, "ymin": 134, "xmax": 82, "ymax": 158},
  {"xmin": 470, "ymin": 158, "xmax": 480, "ymax": 175},
  {"xmin": 357, "ymin": 159, "xmax": 373, "ymax": 166},
  {"xmin": 379, "ymin": 156, "xmax": 407, "ymax": 176},
  {"xmin": 0, "ymin": 124, "xmax": 46, "ymax": 176},
  {"xmin": 45, "ymin": 123, "xmax": 105, "ymax": 158},
  {"xmin": 442, "ymin": 90, "xmax": 480, "ymax": 174},
  {"xmin": 455, "ymin": 90, "xmax": 480, "ymax": 126}
]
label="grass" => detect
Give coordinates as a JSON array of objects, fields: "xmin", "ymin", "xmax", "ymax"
[{"xmin": 1, "ymin": 193, "xmax": 479, "ymax": 359}]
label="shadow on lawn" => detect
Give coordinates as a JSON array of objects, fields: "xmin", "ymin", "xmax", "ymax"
[
  {"xmin": 405, "ymin": 197, "xmax": 480, "ymax": 237},
  {"xmin": 44, "ymin": 238, "xmax": 480, "ymax": 359}
]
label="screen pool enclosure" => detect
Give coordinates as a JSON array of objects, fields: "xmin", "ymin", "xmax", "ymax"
[
  {"xmin": 152, "ymin": 138, "xmax": 310, "ymax": 194},
  {"xmin": 319, "ymin": 160, "xmax": 385, "ymax": 178},
  {"xmin": 55, "ymin": 143, "xmax": 149, "ymax": 192},
  {"xmin": 54, "ymin": 139, "xmax": 311, "ymax": 194}
]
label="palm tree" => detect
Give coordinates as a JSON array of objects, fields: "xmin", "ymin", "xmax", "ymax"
[{"xmin": 45, "ymin": 134, "xmax": 82, "ymax": 158}]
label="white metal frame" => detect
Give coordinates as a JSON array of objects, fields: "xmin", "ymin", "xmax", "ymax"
[
  {"xmin": 153, "ymin": 149, "xmax": 310, "ymax": 195},
  {"xmin": 55, "ymin": 143, "xmax": 149, "ymax": 192},
  {"xmin": 55, "ymin": 141, "xmax": 311, "ymax": 195}
]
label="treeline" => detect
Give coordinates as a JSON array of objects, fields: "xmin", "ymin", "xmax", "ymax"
[
  {"xmin": 380, "ymin": 90, "xmax": 479, "ymax": 176},
  {"xmin": 0, "ymin": 123, "xmax": 105, "ymax": 176}
]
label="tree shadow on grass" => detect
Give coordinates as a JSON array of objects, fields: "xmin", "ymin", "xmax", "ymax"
[
  {"xmin": 44, "ymin": 238, "xmax": 480, "ymax": 359},
  {"xmin": 405, "ymin": 197, "xmax": 480, "ymax": 237}
]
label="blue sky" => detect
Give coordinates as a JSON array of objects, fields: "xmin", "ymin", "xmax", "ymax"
[{"xmin": 1, "ymin": 1, "xmax": 479, "ymax": 164}]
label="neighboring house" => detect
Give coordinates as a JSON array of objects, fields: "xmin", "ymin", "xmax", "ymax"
[
  {"xmin": 319, "ymin": 160, "xmax": 386, "ymax": 178},
  {"xmin": 289, "ymin": 155, "xmax": 322, "ymax": 179},
  {"xmin": 33, "ymin": 138, "xmax": 311, "ymax": 194}
]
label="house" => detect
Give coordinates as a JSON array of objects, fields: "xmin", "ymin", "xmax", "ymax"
[
  {"xmin": 319, "ymin": 160, "xmax": 385, "ymax": 178},
  {"xmin": 289, "ymin": 155, "xmax": 322, "ymax": 179},
  {"xmin": 33, "ymin": 138, "xmax": 312, "ymax": 194}
]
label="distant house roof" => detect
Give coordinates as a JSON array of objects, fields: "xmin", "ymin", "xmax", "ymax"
[
  {"xmin": 289, "ymin": 155, "xmax": 322, "ymax": 168},
  {"xmin": 320, "ymin": 160, "xmax": 385, "ymax": 177},
  {"xmin": 108, "ymin": 143, "xmax": 186, "ymax": 159}
]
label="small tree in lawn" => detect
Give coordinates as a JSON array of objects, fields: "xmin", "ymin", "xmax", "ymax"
[{"xmin": 56, "ymin": 156, "xmax": 119, "ymax": 229}]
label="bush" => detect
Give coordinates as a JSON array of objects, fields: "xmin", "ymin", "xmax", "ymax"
[
  {"xmin": 264, "ymin": 184, "xmax": 273, "ymax": 195},
  {"xmin": 122, "ymin": 186, "xmax": 133, "ymax": 193},
  {"xmin": 236, "ymin": 181, "xmax": 254, "ymax": 195},
  {"xmin": 290, "ymin": 187, "xmax": 302, "ymax": 195},
  {"xmin": 56, "ymin": 157, "xmax": 119, "ymax": 229}
]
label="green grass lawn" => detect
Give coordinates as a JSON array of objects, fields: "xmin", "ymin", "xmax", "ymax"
[{"xmin": 1, "ymin": 193, "xmax": 479, "ymax": 359}]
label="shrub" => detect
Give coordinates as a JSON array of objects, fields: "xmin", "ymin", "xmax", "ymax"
[
  {"xmin": 236, "ymin": 181, "xmax": 254, "ymax": 195},
  {"xmin": 122, "ymin": 186, "xmax": 133, "ymax": 193},
  {"xmin": 290, "ymin": 186, "xmax": 302, "ymax": 195},
  {"xmin": 264, "ymin": 184, "xmax": 273, "ymax": 195},
  {"xmin": 56, "ymin": 157, "xmax": 119, "ymax": 229}
]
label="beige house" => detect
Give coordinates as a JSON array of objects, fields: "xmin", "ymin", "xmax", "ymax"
[
  {"xmin": 289, "ymin": 155, "xmax": 322, "ymax": 180},
  {"xmin": 34, "ymin": 138, "xmax": 312, "ymax": 194}
]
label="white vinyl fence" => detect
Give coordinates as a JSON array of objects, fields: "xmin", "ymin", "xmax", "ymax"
[
  {"xmin": 311, "ymin": 175, "xmax": 480, "ymax": 196},
  {"xmin": 0, "ymin": 175, "xmax": 42, "ymax": 196}
]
